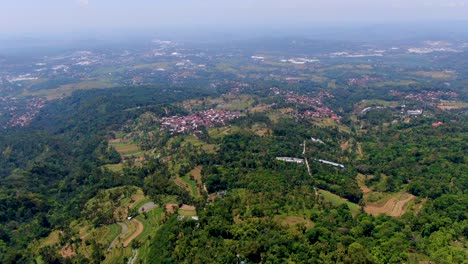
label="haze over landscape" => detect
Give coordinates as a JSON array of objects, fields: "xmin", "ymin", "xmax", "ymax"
[{"xmin": 1, "ymin": 0, "xmax": 468, "ymax": 36}]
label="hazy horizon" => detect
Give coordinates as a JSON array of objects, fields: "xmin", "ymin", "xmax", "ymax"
[{"xmin": 2, "ymin": 0, "xmax": 468, "ymax": 37}]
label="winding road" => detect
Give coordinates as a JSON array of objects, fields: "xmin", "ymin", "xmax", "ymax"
[
  {"xmin": 108, "ymin": 222, "xmax": 129, "ymax": 251},
  {"xmin": 123, "ymin": 219, "xmax": 144, "ymax": 247},
  {"xmin": 108, "ymin": 202, "xmax": 157, "ymax": 252}
]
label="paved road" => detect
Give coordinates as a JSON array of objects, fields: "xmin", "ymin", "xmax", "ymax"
[
  {"xmin": 139, "ymin": 202, "xmax": 157, "ymax": 213},
  {"xmin": 108, "ymin": 222, "xmax": 129, "ymax": 251}
]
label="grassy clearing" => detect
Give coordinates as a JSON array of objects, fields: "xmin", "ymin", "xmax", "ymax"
[
  {"xmin": 40, "ymin": 230, "xmax": 61, "ymax": 247},
  {"xmin": 366, "ymin": 192, "xmax": 394, "ymax": 205},
  {"xmin": 215, "ymin": 95, "xmax": 255, "ymax": 111},
  {"xmin": 110, "ymin": 142, "xmax": 140, "ymax": 156},
  {"xmin": 70, "ymin": 222, "xmax": 123, "ymax": 260},
  {"xmin": 134, "ymin": 207, "xmax": 164, "ymax": 262},
  {"xmin": 179, "ymin": 94, "xmax": 255, "ymax": 112},
  {"xmin": 181, "ymin": 135, "xmax": 217, "ymax": 154},
  {"xmin": 96, "ymin": 224, "xmax": 122, "ymax": 248},
  {"xmin": 103, "ymin": 163, "xmax": 123, "ymax": 172},
  {"xmin": 413, "ymin": 71, "xmax": 455, "ymax": 79},
  {"xmin": 35, "ymin": 256, "xmax": 45, "ymax": 264},
  {"xmin": 23, "ymin": 79, "xmax": 116, "ymax": 100},
  {"xmin": 178, "ymin": 208, "xmax": 197, "ymax": 217},
  {"xmin": 208, "ymin": 126, "xmax": 242, "ymax": 139},
  {"xmin": 104, "ymin": 247, "xmax": 132, "ymax": 264},
  {"xmin": 312, "ymin": 119, "xmax": 351, "ymax": 133},
  {"xmin": 181, "ymin": 175, "xmax": 199, "ymax": 198},
  {"xmin": 135, "ymin": 207, "xmax": 163, "ymax": 243},
  {"xmin": 358, "ymin": 99, "xmax": 400, "ymax": 108},
  {"xmin": 202, "ymin": 144, "xmax": 217, "ymax": 153},
  {"xmin": 374, "ymin": 80, "xmax": 418, "ymax": 87},
  {"xmin": 319, "ymin": 190, "xmax": 360, "ymax": 215},
  {"xmin": 275, "ymin": 215, "xmax": 314, "ymax": 229}
]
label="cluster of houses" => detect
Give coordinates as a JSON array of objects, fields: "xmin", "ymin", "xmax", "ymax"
[
  {"xmin": 160, "ymin": 109, "xmax": 241, "ymax": 134},
  {"xmin": 298, "ymin": 109, "xmax": 340, "ymax": 120},
  {"xmin": 8, "ymin": 98, "xmax": 45, "ymax": 127},
  {"xmin": 404, "ymin": 90, "xmax": 459, "ymax": 102},
  {"xmin": 390, "ymin": 90, "xmax": 459, "ymax": 104},
  {"xmin": 271, "ymin": 88, "xmax": 339, "ymax": 120},
  {"xmin": 2, "ymin": 97, "xmax": 45, "ymax": 128}
]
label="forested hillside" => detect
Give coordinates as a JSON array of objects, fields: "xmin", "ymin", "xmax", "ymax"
[{"xmin": 0, "ymin": 39, "xmax": 467, "ymax": 263}]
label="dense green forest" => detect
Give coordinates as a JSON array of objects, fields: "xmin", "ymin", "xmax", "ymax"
[{"xmin": 0, "ymin": 85, "xmax": 218, "ymax": 262}]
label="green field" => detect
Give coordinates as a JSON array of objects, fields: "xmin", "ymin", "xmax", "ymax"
[
  {"xmin": 22, "ymin": 78, "xmax": 116, "ymax": 100},
  {"xmin": 97, "ymin": 223, "xmax": 122, "ymax": 248},
  {"xmin": 181, "ymin": 174, "xmax": 199, "ymax": 198},
  {"xmin": 319, "ymin": 190, "xmax": 360, "ymax": 215},
  {"xmin": 178, "ymin": 208, "xmax": 197, "ymax": 217},
  {"xmin": 110, "ymin": 142, "xmax": 141, "ymax": 156},
  {"xmin": 133, "ymin": 207, "xmax": 164, "ymax": 262},
  {"xmin": 103, "ymin": 163, "xmax": 123, "ymax": 172}
]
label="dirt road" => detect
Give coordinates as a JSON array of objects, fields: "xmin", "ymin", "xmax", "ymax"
[
  {"xmin": 365, "ymin": 193, "xmax": 415, "ymax": 217},
  {"xmin": 123, "ymin": 219, "xmax": 144, "ymax": 248}
]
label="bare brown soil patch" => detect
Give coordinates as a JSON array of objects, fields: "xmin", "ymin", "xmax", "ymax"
[
  {"xmin": 365, "ymin": 193, "xmax": 416, "ymax": 217},
  {"xmin": 123, "ymin": 219, "xmax": 143, "ymax": 248},
  {"xmin": 190, "ymin": 166, "xmax": 202, "ymax": 182},
  {"xmin": 357, "ymin": 174, "xmax": 372, "ymax": 194},
  {"xmin": 359, "ymin": 174, "xmax": 417, "ymax": 217},
  {"xmin": 165, "ymin": 203, "xmax": 178, "ymax": 214},
  {"xmin": 340, "ymin": 140, "xmax": 349, "ymax": 151},
  {"xmin": 60, "ymin": 244, "xmax": 76, "ymax": 258},
  {"xmin": 190, "ymin": 166, "xmax": 204, "ymax": 196},
  {"xmin": 174, "ymin": 177, "xmax": 191, "ymax": 194}
]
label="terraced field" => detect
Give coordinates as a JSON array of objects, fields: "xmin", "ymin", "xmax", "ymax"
[{"xmin": 358, "ymin": 174, "xmax": 416, "ymax": 217}]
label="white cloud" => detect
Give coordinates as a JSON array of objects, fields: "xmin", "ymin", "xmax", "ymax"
[
  {"xmin": 77, "ymin": 0, "xmax": 89, "ymax": 7},
  {"xmin": 441, "ymin": 1, "xmax": 466, "ymax": 8},
  {"xmin": 422, "ymin": 0, "xmax": 466, "ymax": 8}
]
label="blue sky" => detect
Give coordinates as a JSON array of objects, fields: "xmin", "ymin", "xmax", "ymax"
[{"xmin": 1, "ymin": 0, "xmax": 467, "ymax": 35}]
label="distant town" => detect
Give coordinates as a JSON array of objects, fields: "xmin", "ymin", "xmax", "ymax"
[{"xmin": 160, "ymin": 109, "xmax": 241, "ymax": 134}]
